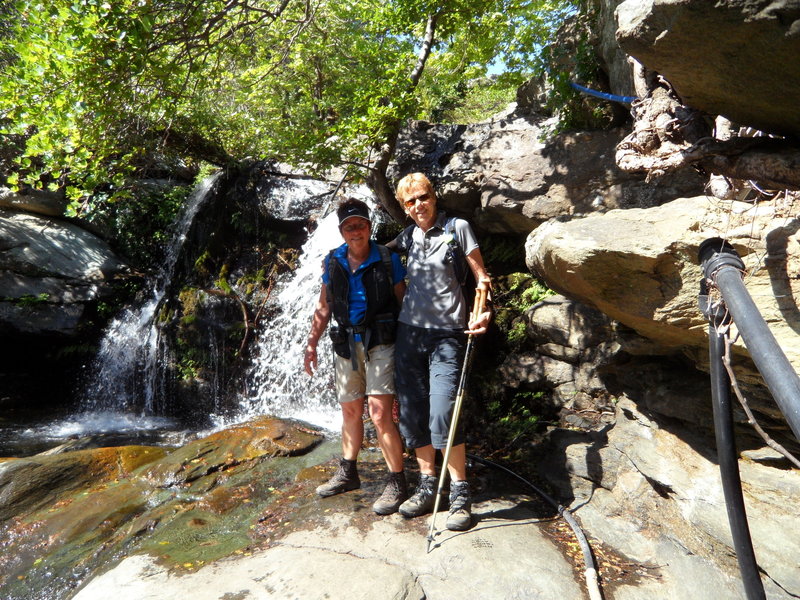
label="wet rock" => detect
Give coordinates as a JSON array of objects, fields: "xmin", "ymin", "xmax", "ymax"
[
  {"xmin": 143, "ymin": 417, "xmax": 323, "ymax": 487},
  {"xmin": 0, "ymin": 417, "xmax": 328, "ymax": 600},
  {"xmin": 0, "ymin": 445, "xmax": 166, "ymax": 521}
]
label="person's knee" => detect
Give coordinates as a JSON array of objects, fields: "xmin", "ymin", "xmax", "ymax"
[
  {"xmin": 368, "ymin": 395, "xmax": 394, "ymax": 428},
  {"xmin": 341, "ymin": 399, "xmax": 364, "ymax": 422}
]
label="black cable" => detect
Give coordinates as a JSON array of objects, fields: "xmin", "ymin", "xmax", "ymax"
[{"xmin": 467, "ymin": 453, "xmax": 602, "ymax": 599}]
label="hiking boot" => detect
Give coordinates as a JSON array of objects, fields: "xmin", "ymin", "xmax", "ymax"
[
  {"xmin": 316, "ymin": 457, "xmax": 360, "ymax": 497},
  {"xmin": 372, "ymin": 471, "xmax": 408, "ymax": 515},
  {"xmin": 446, "ymin": 480, "xmax": 473, "ymax": 531},
  {"xmin": 398, "ymin": 473, "xmax": 438, "ymax": 518}
]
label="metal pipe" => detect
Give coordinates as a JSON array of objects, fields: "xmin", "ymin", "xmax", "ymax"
[
  {"xmin": 708, "ymin": 324, "xmax": 766, "ymax": 600},
  {"xmin": 699, "ymin": 238, "xmax": 800, "ymax": 441}
]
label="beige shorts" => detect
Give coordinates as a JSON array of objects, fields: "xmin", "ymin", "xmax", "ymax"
[{"xmin": 334, "ymin": 342, "xmax": 395, "ymax": 403}]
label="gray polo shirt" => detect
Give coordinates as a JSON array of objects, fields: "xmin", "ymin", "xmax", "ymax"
[{"xmin": 397, "ymin": 212, "xmax": 479, "ymax": 330}]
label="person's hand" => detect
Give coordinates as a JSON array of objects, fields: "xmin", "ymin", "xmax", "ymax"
[
  {"xmin": 466, "ymin": 310, "xmax": 491, "ymax": 335},
  {"xmin": 303, "ymin": 343, "xmax": 318, "ymax": 376}
]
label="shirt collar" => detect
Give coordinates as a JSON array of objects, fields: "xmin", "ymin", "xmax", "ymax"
[{"xmin": 431, "ymin": 211, "xmax": 448, "ymax": 231}]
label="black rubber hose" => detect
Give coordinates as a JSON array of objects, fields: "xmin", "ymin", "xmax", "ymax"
[
  {"xmin": 466, "ymin": 453, "xmax": 602, "ymax": 600},
  {"xmin": 708, "ymin": 326, "xmax": 766, "ymax": 600},
  {"xmin": 699, "ymin": 238, "xmax": 800, "ymax": 441}
]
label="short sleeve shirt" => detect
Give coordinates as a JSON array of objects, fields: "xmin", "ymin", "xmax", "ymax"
[
  {"xmin": 322, "ymin": 240, "xmax": 406, "ymax": 326},
  {"xmin": 397, "ymin": 212, "xmax": 479, "ymax": 329}
]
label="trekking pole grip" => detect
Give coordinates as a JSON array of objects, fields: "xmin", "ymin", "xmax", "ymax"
[{"xmin": 470, "ymin": 278, "xmax": 491, "ymax": 323}]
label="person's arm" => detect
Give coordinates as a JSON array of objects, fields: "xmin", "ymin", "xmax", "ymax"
[
  {"xmin": 304, "ymin": 284, "xmax": 332, "ymax": 375},
  {"xmin": 390, "ymin": 251, "xmax": 407, "ymax": 307},
  {"xmin": 394, "ymin": 280, "xmax": 406, "ymax": 306},
  {"xmin": 465, "ymin": 248, "xmax": 492, "ymax": 335}
]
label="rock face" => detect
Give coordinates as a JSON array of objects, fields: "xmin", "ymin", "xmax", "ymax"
[
  {"xmin": 525, "ymin": 195, "xmax": 800, "ymax": 399},
  {"xmin": 0, "ymin": 186, "xmax": 67, "ymax": 217},
  {"xmin": 542, "ymin": 398, "xmax": 800, "ymax": 597},
  {"xmin": 0, "ymin": 208, "xmax": 127, "ymax": 337},
  {"xmin": 391, "ymin": 118, "xmax": 705, "ymax": 235},
  {"xmin": 616, "ymin": 0, "xmax": 800, "ymax": 137},
  {"xmin": 499, "ymin": 293, "xmax": 800, "ymax": 596}
]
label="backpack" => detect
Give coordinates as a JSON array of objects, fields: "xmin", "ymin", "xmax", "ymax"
[{"xmin": 394, "ymin": 216, "xmax": 477, "ymax": 313}]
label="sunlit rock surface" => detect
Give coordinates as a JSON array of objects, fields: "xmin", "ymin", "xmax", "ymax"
[
  {"xmin": 526, "ymin": 195, "xmax": 800, "ymax": 386},
  {"xmin": 616, "ymin": 0, "xmax": 800, "ymax": 138},
  {"xmin": 0, "ymin": 208, "xmax": 127, "ymax": 337}
]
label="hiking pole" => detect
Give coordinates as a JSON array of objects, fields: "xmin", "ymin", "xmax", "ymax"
[{"xmin": 427, "ymin": 279, "xmax": 490, "ymax": 553}]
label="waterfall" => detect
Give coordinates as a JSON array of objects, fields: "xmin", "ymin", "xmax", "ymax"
[
  {"xmin": 79, "ymin": 174, "xmax": 221, "ymax": 421},
  {"xmin": 236, "ymin": 188, "xmax": 380, "ymax": 431}
]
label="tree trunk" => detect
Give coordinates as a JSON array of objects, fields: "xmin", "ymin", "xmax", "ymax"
[{"xmin": 366, "ymin": 11, "xmax": 440, "ymax": 223}]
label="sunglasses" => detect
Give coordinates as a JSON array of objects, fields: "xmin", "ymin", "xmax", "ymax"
[
  {"xmin": 403, "ymin": 192, "xmax": 431, "ymax": 208},
  {"xmin": 341, "ymin": 221, "xmax": 369, "ymax": 233}
]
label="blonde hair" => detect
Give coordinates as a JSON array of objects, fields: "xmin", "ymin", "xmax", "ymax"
[{"xmin": 395, "ymin": 172, "xmax": 436, "ymax": 205}]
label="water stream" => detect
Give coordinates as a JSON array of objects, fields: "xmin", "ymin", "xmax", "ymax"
[{"xmin": 0, "ymin": 175, "xmax": 221, "ymax": 454}]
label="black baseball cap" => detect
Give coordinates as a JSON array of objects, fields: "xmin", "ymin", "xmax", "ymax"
[{"xmin": 337, "ymin": 199, "xmax": 371, "ymax": 226}]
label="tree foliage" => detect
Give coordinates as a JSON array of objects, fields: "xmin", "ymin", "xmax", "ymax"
[{"xmin": 0, "ymin": 0, "xmax": 572, "ymax": 218}]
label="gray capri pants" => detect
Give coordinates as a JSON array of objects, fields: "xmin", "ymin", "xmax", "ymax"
[{"xmin": 395, "ymin": 322, "xmax": 467, "ymax": 449}]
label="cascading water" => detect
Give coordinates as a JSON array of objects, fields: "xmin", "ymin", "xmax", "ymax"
[
  {"xmin": 75, "ymin": 174, "xmax": 222, "ymax": 430},
  {"xmin": 4, "ymin": 173, "xmax": 379, "ymax": 455},
  {"xmin": 1, "ymin": 175, "xmax": 221, "ymax": 454},
  {"xmin": 237, "ymin": 189, "xmax": 380, "ymax": 431}
]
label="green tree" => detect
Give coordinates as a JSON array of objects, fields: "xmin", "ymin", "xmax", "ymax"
[{"xmin": 0, "ymin": 0, "xmax": 572, "ymax": 220}]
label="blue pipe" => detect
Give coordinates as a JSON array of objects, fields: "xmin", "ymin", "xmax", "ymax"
[{"xmin": 569, "ymin": 82, "xmax": 636, "ymax": 104}]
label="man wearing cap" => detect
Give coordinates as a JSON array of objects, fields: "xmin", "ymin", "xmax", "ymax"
[{"xmin": 304, "ymin": 198, "xmax": 409, "ymax": 515}]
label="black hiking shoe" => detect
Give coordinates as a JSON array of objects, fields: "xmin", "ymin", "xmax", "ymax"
[
  {"xmin": 372, "ymin": 471, "xmax": 408, "ymax": 515},
  {"xmin": 446, "ymin": 480, "xmax": 472, "ymax": 531},
  {"xmin": 398, "ymin": 473, "xmax": 437, "ymax": 518},
  {"xmin": 316, "ymin": 457, "xmax": 360, "ymax": 497}
]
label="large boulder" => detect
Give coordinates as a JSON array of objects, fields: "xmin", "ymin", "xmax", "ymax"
[
  {"xmin": 525, "ymin": 195, "xmax": 800, "ymax": 411},
  {"xmin": 616, "ymin": 0, "xmax": 800, "ymax": 137},
  {"xmin": 0, "ymin": 209, "xmax": 128, "ymax": 337},
  {"xmin": 0, "ymin": 186, "xmax": 67, "ymax": 217}
]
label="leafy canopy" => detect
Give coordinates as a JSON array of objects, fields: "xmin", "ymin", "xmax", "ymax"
[{"xmin": 0, "ymin": 0, "xmax": 572, "ymax": 215}]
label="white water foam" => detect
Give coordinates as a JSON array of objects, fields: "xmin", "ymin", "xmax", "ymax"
[{"xmin": 236, "ymin": 188, "xmax": 380, "ymax": 431}]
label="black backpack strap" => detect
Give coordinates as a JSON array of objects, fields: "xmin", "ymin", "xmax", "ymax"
[
  {"xmin": 377, "ymin": 243, "xmax": 400, "ymax": 315},
  {"xmin": 388, "ymin": 224, "xmax": 415, "ymax": 254},
  {"xmin": 324, "ymin": 249, "xmax": 335, "ymax": 306},
  {"xmin": 445, "ymin": 217, "xmax": 469, "ymax": 286},
  {"xmin": 378, "ymin": 244, "xmax": 393, "ymax": 279}
]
